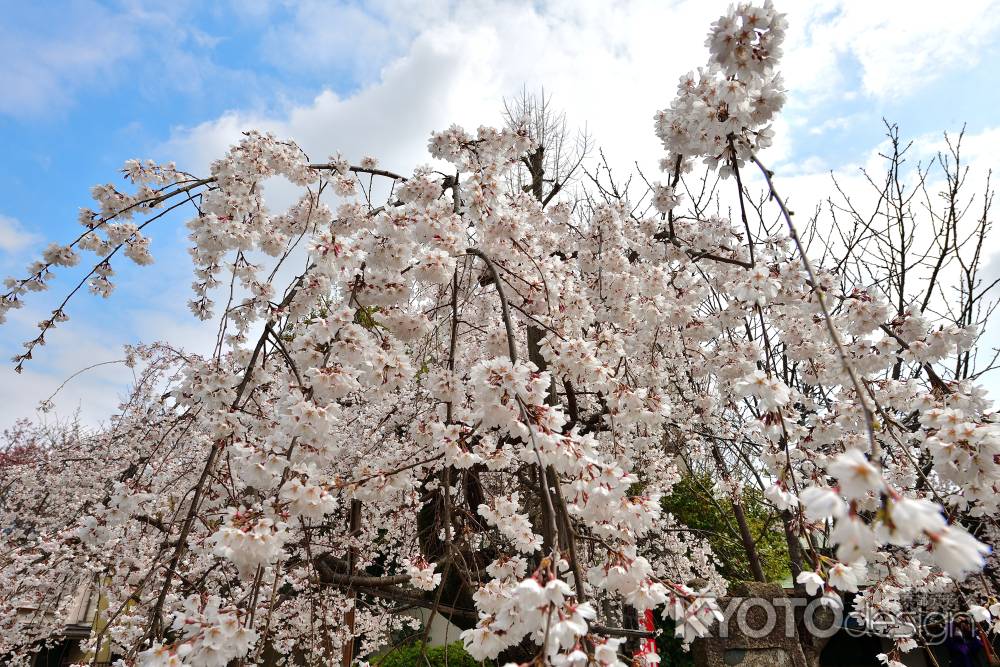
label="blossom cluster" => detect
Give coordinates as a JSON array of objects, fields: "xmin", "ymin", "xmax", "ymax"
[{"xmin": 654, "ymin": 0, "xmax": 786, "ymax": 171}]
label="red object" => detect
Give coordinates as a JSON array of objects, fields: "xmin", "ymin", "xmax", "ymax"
[{"xmin": 633, "ymin": 609, "xmax": 660, "ymax": 664}]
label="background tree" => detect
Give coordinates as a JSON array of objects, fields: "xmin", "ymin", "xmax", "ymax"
[{"xmin": 1, "ymin": 4, "xmax": 999, "ymax": 667}]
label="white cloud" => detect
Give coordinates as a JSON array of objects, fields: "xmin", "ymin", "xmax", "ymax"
[
  {"xmin": 781, "ymin": 0, "xmax": 1000, "ymax": 102},
  {"xmin": 0, "ymin": 214, "xmax": 38, "ymax": 254},
  {"xmin": 163, "ymin": 0, "xmax": 1000, "ymax": 183},
  {"xmin": 807, "ymin": 114, "xmax": 866, "ymax": 136},
  {"xmin": 259, "ymin": 1, "xmax": 430, "ymax": 81},
  {"xmin": 0, "ymin": 2, "xmax": 142, "ymax": 116},
  {"xmin": 0, "ymin": 2, "xmax": 254, "ymax": 117},
  {"xmin": 0, "ymin": 305, "xmax": 136, "ymax": 428},
  {"xmin": 166, "ymin": 1, "xmax": 718, "ymax": 182},
  {"xmin": 910, "ymin": 125, "xmax": 1000, "ymax": 176},
  {"xmin": 6, "ymin": 0, "xmax": 997, "ymax": 124}
]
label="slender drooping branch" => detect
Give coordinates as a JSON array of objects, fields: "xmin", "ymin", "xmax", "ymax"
[{"xmin": 752, "ymin": 154, "xmax": 880, "ymax": 458}]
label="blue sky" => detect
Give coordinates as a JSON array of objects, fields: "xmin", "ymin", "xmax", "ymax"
[{"xmin": 2, "ymin": 0, "xmax": 1000, "ymax": 425}]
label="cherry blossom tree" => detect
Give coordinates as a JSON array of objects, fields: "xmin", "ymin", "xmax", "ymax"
[{"xmin": 2, "ymin": 3, "xmax": 999, "ymax": 666}]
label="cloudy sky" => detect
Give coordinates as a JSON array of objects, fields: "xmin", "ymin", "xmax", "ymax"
[{"xmin": 2, "ymin": 0, "xmax": 1000, "ymax": 427}]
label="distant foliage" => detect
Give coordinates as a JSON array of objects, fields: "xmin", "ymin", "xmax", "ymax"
[
  {"xmin": 374, "ymin": 641, "xmax": 490, "ymax": 667},
  {"xmin": 662, "ymin": 475, "xmax": 790, "ymax": 583}
]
